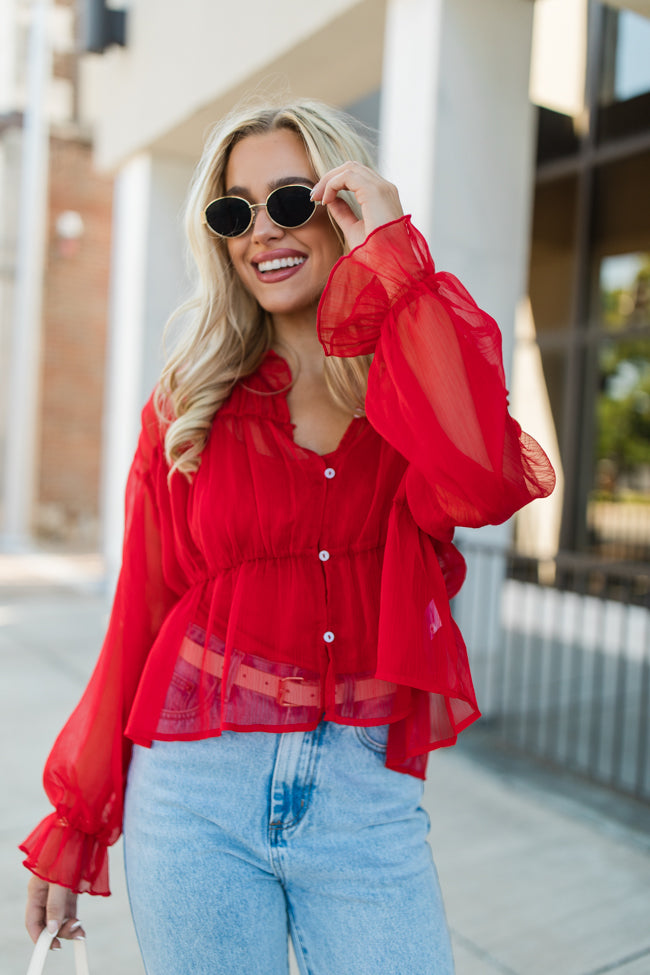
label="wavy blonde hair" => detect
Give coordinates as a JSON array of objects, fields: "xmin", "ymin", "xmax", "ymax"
[{"xmin": 156, "ymin": 97, "xmax": 377, "ymax": 478}]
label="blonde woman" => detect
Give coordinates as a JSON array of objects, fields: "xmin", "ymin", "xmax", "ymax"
[{"xmin": 23, "ymin": 99, "xmax": 554, "ymax": 974}]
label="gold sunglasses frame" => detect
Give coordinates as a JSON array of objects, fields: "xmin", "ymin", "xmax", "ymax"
[{"xmin": 202, "ymin": 184, "xmax": 322, "ymax": 238}]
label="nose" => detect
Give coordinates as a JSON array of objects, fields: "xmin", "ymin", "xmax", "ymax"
[{"xmin": 250, "ymin": 204, "xmax": 283, "ymax": 242}]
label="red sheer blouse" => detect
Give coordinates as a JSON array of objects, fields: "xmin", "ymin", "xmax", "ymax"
[{"xmin": 21, "ymin": 216, "xmax": 555, "ymax": 895}]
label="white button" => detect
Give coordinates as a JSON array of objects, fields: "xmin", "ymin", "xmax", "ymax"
[
  {"xmin": 323, "ymin": 631, "xmax": 335, "ymax": 643},
  {"xmin": 324, "ymin": 467, "xmax": 336, "ymax": 479},
  {"xmin": 319, "ymin": 550, "xmax": 330, "ymax": 562}
]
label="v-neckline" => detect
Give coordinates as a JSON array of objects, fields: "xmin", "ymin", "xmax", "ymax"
[{"xmin": 264, "ymin": 349, "xmax": 365, "ymax": 460}]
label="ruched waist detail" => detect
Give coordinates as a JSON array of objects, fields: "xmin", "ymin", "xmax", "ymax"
[{"xmin": 189, "ymin": 541, "xmax": 387, "ymax": 579}]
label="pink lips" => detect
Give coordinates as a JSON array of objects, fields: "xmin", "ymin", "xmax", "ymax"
[{"xmin": 251, "ymin": 248, "xmax": 307, "ymax": 283}]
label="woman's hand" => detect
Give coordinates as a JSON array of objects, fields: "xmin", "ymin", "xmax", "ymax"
[
  {"xmin": 25, "ymin": 875, "xmax": 86, "ymax": 949},
  {"xmin": 311, "ymin": 162, "xmax": 404, "ymax": 251}
]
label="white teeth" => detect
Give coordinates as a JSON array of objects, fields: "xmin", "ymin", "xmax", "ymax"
[{"xmin": 257, "ymin": 256, "xmax": 306, "ymax": 273}]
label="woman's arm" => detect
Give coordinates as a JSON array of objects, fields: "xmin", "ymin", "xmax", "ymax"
[
  {"xmin": 21, "ymin": 396, "xmax": 181, "ymax": 905},
  {"xmin": 314, "ymin": 177, "xmax": 555, "ymax": 531}
]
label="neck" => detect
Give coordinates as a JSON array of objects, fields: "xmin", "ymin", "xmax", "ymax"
[{"xmin": 272, "ymin": 308, "xmax": 325, "ymax": 374}]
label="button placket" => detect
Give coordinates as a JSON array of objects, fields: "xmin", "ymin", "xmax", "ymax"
[
  {"xmin": 318, "ymin": 546, "xmax": 333, "ymax": 644},
  {"xmin": 320, "ymin": 465, "xmax": 336, "ymax": 654}
]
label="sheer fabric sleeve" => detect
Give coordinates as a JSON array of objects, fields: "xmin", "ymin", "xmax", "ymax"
[
  {"xmin": 20, "ymin": 396, "xmax": 181, "ymax": 895},
  {"xmin": 318, "ymin": 216, "xmax": 556, "ymax": 531}
]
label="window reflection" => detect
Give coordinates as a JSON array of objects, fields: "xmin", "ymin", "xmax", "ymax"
[
  {"xmin": 599, "ymin": 7, "xmax": 650, "ymax": 142},
  {"xmin": 612, "ymin": 10, "xmax": 650, "ymax": 103},
  {"xmin": 600, "ymin": 253, "xmax": 649, "ymax": 329},
  {"xmin": 587, "ymin": 253, "xmax": 650, "ymax": 562},
  {"xmin": 521, "ymin": 5, "xmax": 650, "ymax": 577}
]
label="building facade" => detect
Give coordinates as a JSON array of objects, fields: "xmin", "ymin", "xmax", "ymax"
[{"xmin": 1, "ymin": 0, "xmax": 113, "ymax": 548}]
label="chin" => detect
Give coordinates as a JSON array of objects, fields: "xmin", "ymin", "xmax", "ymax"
[{"xmin": 258, "ymin": 292, "xmax": 321, "ymax": 319}]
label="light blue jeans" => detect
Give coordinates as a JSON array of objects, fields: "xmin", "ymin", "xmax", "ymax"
[{"xmin": 123, "ymin": 721, "xmax": 455, "ymax": 975}]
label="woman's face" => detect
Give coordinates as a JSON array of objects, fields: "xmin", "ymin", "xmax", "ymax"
[{"xmin": 222, "ymin": 128, "xmax": 342, "ymax": 323}]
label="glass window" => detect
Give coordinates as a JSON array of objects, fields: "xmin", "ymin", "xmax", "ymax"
[
  {"xmin": 613, "ymin": 10, "xmax": 650, "ymax": 102},
  {"xmin": 521, "ymin": 9, "xmax": 650, "ymax": 572},
  {"xmin": 527, "ymin": 176, "xmax": 578, "ymax": 498},
  {"xmin": 587, "ymin": 253, "xmax": 650, "ymax": 562},
  {"xmin": 600, "ymin": 253, "xmax": 649, "ymax": 328},
  {"xmin": 580, "ymin": 153, "xmax": 650, "ymax": 563},
  {"xmin": 599, "ymin": 8, "xmax": 650, "ymax": 141},
  {"xmin": 529, "ymin": 177, "xmax": 578, "ymax": 335},
  {"xmin": 592, "ymin": 153, "xmax": 650, "ymax": 260},
  {"xmin": 536, "ymin": 107, "xmax": 581, "ymax": 164}
]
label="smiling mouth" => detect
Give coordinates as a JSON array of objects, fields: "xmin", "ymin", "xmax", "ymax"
[{"xmin": 257, "ymin": 256, "xmax": 306, "ymax": 273}]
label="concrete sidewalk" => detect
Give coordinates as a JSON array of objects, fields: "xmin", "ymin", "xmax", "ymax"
[{"xmin": 2, "ymin": 553, "xmax": 649, "ymax": 975}]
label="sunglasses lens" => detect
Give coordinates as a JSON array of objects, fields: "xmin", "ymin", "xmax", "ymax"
[
  {"xmin": 204, "ymin": 197, "xmax": 252, "ymax": 237},
  {"xmin": 267, "ymin": 185, "xmax": 315, "ymax": 228}
]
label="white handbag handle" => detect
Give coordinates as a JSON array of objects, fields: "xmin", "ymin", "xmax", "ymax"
[{"xmin": 26, "ymin": 929, "xmax": 90, "ymax": 975}]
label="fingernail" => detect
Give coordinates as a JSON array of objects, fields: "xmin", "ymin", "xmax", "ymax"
[
  {"xmin": 46, "ymin": 919, "xmax": 59, "ymax": 935},
  {"xmin": 73, "ymin": 935, "xmax": 86, "ymax": 942},
  {"xmin": 70, "ymin": 921, "xmax": 82, "ymax": 933},
  {"xmin": 51, "ymin": 944, "xmax": 62, "ymax": 952}
]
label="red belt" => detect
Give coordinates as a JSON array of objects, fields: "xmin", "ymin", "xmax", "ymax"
[{"xmin": 179, "ymin": 636, "xmax": 396, "ymax": 708}]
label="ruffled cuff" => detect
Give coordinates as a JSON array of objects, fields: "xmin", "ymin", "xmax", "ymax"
[
  {"xmin": 317, "ymin": 215, "xmax": 433, "ymax": 356},
  {"xmin": 20, "ymin": 813, "xmax": 111, "ymax": 896}
]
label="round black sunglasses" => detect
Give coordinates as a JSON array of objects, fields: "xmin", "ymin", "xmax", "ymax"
[{"xmin": 202, "ymin": 184, "xmax": 322, "ymax": 239}]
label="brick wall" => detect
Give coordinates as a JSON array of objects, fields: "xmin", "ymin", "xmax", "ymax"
[{"xmin": 36, "ymin": 135, "xmax": 113, "ymax": 546}]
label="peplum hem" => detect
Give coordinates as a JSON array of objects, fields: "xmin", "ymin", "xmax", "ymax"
[{"xmin": 20, "ymin": 813, "xmax": 111, "ymax": 896}]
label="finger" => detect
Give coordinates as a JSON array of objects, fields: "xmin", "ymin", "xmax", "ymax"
[
  {"xmin": 25, "ymin": 876, "xmax": 49, "ymax": 944},
  {"xmin": 45, "ymin": 883, "xmax": 70, "ymax": 928},
  {"xmin": 323, "ymin": 172, "xmax": 403, "ymax": 233},
  {"xmin": 46, "ymin": 883, "xmax": 78, "ymax": 948},
  {"xmin": 310, "ymin": 163, "xmax": 348, "ymax": 199},
  {"xmin": 325, "ymin": 197, "xmax": 364, "ymax": 249},
  {"xmin": 311, "ymin": 161, "xmax": 375, "ymax": 200},
  {"xmin": 58, "ymin": 917, "xmax": 86, "ymax": 942},
  {"xmin": 318, "ymin": 166, "xmax": 380, "ymax": 206}
]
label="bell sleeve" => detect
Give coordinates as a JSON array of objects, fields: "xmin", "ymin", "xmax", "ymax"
[
  {"xmin": 20, "ymin": 396, "xmax": 181, "ymax": 895},
  {"xmin": 317, "ymin": 215, "xmax": 556, "ymax": 532},
  {"xmin": 318, "ymin": 217, "xmax": 555, "ymax": 772}
]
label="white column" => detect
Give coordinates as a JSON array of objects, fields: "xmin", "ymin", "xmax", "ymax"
[
  {"xmin": 379, "ymin": 0, "xmax": 444, "ymax": 236},
  {"xmin": 0, "ymin": 0, "xmax": 17, "ymax": 113},
  {"xmin": 381, "ymin": 0, "xmax": 535, "ymax": 374},
  {"xmin": 2, "ymin": 0, "xmax": 52, "ymax": 549},
  {"xmin": 379, "ymin": 0, "xmax": 537, "ymax": 708},
  {"xmin": 101, "ymin": 153, "xmax": 150, "ymax": 586},
  {"xmin": 101, "ymin": 151, "xmax": 192, "ymax": 589}
]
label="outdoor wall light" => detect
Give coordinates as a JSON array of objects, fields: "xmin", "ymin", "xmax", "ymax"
[
  {"xmin": 55, "ymin": 209, "xmax": 85, "ymax": 256},
  {"xmin": 80, "ymin": 0, "xmax": 127, "ymax": 54}
]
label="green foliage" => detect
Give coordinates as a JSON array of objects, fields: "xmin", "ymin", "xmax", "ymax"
[{"xmin": 596, "ymin": 256, "xmax": 650, "ymax": 479}]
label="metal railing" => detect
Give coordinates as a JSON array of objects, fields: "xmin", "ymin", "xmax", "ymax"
[{"xmin": 453, "ymin": 544, "xmax": 650, "ymax": 803}]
